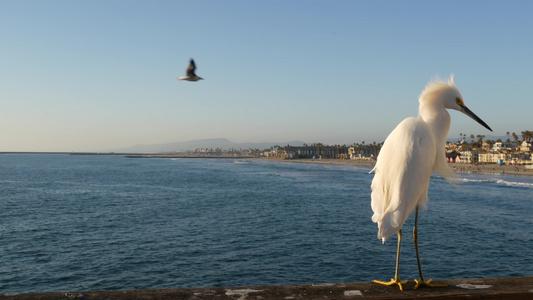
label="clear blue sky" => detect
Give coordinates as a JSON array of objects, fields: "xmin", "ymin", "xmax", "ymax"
[{"xmin": 1, "ymin": 1, "xmax": 531, "ymax": 152}]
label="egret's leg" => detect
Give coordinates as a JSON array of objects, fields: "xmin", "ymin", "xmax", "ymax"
[
  {"xmin": 374, "ymin": 230, "xmax": 408, "ymax": 291},
  {"xmin": 413, "ymin": 205, "xmax": 447, "ymax": 289}
]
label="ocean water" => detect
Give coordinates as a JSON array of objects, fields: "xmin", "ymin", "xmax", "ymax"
[{"xmin": 0, "ymin": 154, "xmax": 532, "ymax": 293}]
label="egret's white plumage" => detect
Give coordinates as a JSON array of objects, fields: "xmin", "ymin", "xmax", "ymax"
[
  {"xmin": 371, "ymin": 116, "xmax": 436, "ymax": 242},
  {"xmin": 371, "ymin": 75, "xmax": 492, "ymax": 290}
]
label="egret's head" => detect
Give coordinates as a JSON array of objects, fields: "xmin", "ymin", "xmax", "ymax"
[
  {"xmin": 419, "ymin": 75, "xmax": 462, "ymax": 108},
  {"xmin": 419, "ymin": 75, "xmax": 492, "ymax": 132}
]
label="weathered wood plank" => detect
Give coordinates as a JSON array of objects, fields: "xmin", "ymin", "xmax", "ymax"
[{"xmin": 1, "ymin": 277, "xmax": 532, "ymax": 299}]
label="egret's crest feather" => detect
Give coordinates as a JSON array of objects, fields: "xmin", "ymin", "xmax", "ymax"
[
  {"xmin": 448, "ymin": 74, "xmax": 455, "ymax": 86},
  {"xmin": 419, "ymin": 75, "xmax": 457, "ymax": 103}
]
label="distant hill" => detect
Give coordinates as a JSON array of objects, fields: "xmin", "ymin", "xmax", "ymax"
[
  {"xmin": 113, "ymin": 135, "xmax": 511, "ymax": 154},
  {"xmin": 114, "ymin": 138, "xmax": 305, "ymax": 154}
]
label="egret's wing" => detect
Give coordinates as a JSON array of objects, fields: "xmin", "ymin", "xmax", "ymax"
[
  {"xmin": 187, "ymin": 59, "xmax": 197, "ymax": 76},
  {"xmin": 370, "ymin": 117, "xmax": 436, "ymax": 242}
]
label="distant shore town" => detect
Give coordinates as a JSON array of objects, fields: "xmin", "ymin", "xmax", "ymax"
[{"xmin": 122, "ymin": 133, "xmax": 533, "ymax": 177}]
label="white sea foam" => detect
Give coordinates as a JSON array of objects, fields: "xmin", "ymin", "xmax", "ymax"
[
  {"xmin": 460, "ymin": 177, "xmax": 533, "ymax": 188},
  {"xmin": 459, "ymin": 178, "xmax": 492, "ymax": 183},
  {"xmin": 495, "ymin": 179, "xmax": 533, "ymax": 188}
]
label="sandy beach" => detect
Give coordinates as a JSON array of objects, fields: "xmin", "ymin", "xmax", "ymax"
[{"xmin": 266, "ymin": 158, "xmax": 533, "ymax": 177}]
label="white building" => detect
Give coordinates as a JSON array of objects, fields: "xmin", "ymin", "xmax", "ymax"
[
  {"xmin": 478, "ymin": 152, "xmax": 532, "ymax": 165},
  {"xmin": 520, "ymin": 141, "xmax": 532, "ymax": 152},
  {"xmin": 459, "ymin": 151, "xmax": 479, "ymax": 164},
  {"xmin": 492, "ymin": 141, "xmax": 517, "ymax": 151}
]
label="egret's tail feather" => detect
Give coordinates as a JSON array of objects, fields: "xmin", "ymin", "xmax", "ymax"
[{"xmin": 375, "ymin": 210, "xmax": 403, "ymax": 243}]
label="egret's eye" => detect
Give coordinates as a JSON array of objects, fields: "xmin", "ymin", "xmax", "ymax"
[{"xmin": 456, "ymin": 98, "xmax": 464, "ymax": 106}]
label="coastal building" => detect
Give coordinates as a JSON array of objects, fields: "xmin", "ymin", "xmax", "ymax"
[
  {"xmin": 478, "ymin": 151, "xmax": 532, "ymax": 165},
  {"xmin": 478, "ymin": 152, "xmax": 506, "ymax": 164},
  {"xmin": 459, "ymin": 150, "xmax": 479, "ymax": 164},
  {"xmin": 446, "ymin": 151, "xmax": 460, "ymax": 163},
  {"xmin": 493, "ymin": 141, "xmax": 517, "ymax": 151},
  {"xmin": 511, "ymin": 152, "xmax": 532, "ymax": 164},
  {"xmin": 348, "ymin": 146, "xmax": 375, "ymax": 160},
  {"xmin": 262, "ymin": 139, "xmax": 532, "ymax": 165},
  {"xmin": 445, "ymin": 142, "xmax": 458, "ymax": 151},
  {"xmin": 520, "ymin": 141, "xmax": 533, "ymax": 152},
  {"xmin": 266, "ymin": 145, "xmax": 351, "ymax": 159}
]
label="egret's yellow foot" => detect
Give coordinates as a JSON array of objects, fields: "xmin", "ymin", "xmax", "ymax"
[
  {"xmin": 413, "ymin": 278, "xmax": 447, "ymax": 289},
  {"xmin": 374, "ymin": 278, "xmax": 408, "ymax": 291}
]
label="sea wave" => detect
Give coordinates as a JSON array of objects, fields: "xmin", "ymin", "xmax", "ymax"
[
  {"xmin": 233, "ymin": 160, "xmax": 249, "ymax": 164},
  {"xmin": 460, "ymin": 177, "xmax": 533, "ymax": 188},
  {"xmin": 495, "ymin": 179, "xmax": 533, "ymax": 188}
]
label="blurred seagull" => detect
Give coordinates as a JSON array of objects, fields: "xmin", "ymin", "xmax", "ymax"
[{"xmin": 177, "ymin": 59, "xmax": 203, "ymax": 82}]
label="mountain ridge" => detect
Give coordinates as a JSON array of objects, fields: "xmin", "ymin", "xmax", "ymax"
[
  {"xmin": 113, "ymin": 135, "xmax": 514, "ymax": 154},
  {"xmin": 114, "ymin": 138, "xmax": 306, "ymax": 153}
]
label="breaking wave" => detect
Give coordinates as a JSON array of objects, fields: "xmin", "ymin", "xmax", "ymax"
[{"xmin": 460, "ymin": 177, "xmax": 533, "ymax": 188}]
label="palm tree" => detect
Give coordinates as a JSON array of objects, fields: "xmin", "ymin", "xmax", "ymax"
[
  {"xmin": 459, "ymin": 133, "xmax": 466, "ymax": 144},
  {"xmin": 372, "ymin": 142, "xmax": 379, "ymax": 157},
  {"xmin": 512, "ymin": 132, "xmax": 519, "ymax": 143},
  {"xmin": 486, "ymin": 139, "xmax": 495, "ymax": 150},
  {"xmin": 522, "ymin": 130, "xmax": 532, "ymax": 142}
]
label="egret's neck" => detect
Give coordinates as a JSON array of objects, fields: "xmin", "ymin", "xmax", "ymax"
[{"xmin": 418, "ymin": 102, "xmax": 451, "ymax": 150}]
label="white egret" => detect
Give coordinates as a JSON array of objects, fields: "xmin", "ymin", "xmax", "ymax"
[
  {"xmin": 177, "ymin": 59, "xmax": 203, "ymax": 82},
  {"xmin": 370, "ymin": 75, "xmax": 492, "ymax": 290}
]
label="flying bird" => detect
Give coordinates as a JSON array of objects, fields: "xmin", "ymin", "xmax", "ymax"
[
  {"xmin": 370, "ymin": 76, "xmax": 492, "ymax": 291},
  {"xmin": 177, "ymin": 59, "xmax": 203, "ymax": 82}
]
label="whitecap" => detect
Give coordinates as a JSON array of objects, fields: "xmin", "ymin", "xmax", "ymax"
[
  {"xmin": 495, "ymin": 179, "xmax": 533, "ymax": 188},
  {"xmin": 459, "ymin": 177, "xmax": 533, "ymax": 188}
]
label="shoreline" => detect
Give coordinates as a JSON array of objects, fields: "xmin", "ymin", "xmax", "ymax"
[
  {"xmin": 262, "ymin": 158, "xmax": 533, "ymax": 177},
  {"xmin": 7, "ymin": 152, "xmax": 528, "ymax": 177}
]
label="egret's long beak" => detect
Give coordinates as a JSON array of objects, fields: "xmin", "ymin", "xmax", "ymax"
[{"xmin": 460, "ymin": 105, "xmax": 492, "ymax": 132}]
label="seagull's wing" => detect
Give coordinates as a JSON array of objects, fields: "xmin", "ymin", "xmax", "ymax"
[{"xmin": 187, "ymin": 59, "xmax": 197, "ymax": 76}]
